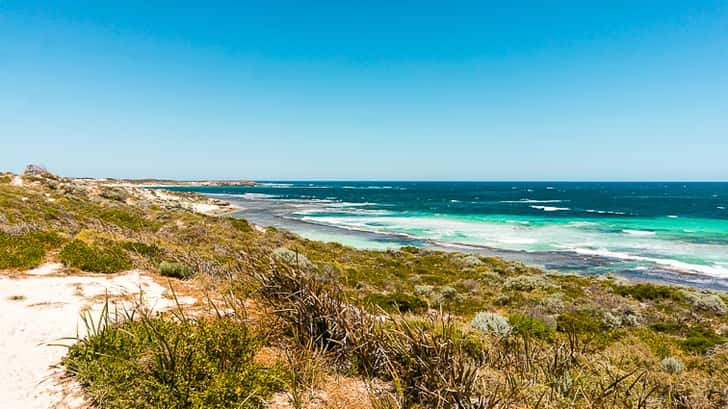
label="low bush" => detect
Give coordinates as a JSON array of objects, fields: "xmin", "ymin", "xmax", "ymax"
[
  {"xmin": 557, "ymin": 310, "xmax": 604, "ymax": 334},
  {"xmin": 64, "ymin": 307, "xmax": 284, "ymax": 409},
  {"xmin": 508, "ymin": 313, "xmax": 554, "ymax": 341},
  {"xmin": 229, "ymin": 218, "xmax": 253, "ymax": 233},
  {"xmin": 399, "ymin": 245, "xmax": 420, "ymax": 254},
  {"xmin": 365, "ymin": 292, "xmax": 428, "ymax": 313},
  {"xmin": 438, "ymin": 285, "xmax": 459, "ymax": 300},
  {"xmin": 98, "ymin": 207, "xmax": 157, "ymax": 231},
  {"xmin": 613, "ymin": 283, "xmax": 683, "ymax": 302},
  {"xmin": 272, "ymin": 247, "xmax": 314, "ymax": 270},
  {"xmin": 159, "ymin": 261, "xmax": 194, "ymax": 279},
  {"xmin": 661, "ymin": 356, "xmax": 685, "ymax": 374},
  {"xmin": 414, "ymin": 284, "xmax": 434, "ymax": 297},
  {"xmin": 556, "ymin": 309, "xmax": 613, "ymax": 352},
  {"xmin": 60, "ymin": 240, "xmax": 131, "ymax": 273},
  {"xmin": 650, "ymin": 322, "xmax": 681, "ymax": 334},
  {"xmin": 99, "ymin": 187, "xmax": 129, "ymax": 202},
  {"xmin": 682, "ymin": 290, "xmax": 727, "ymax": 315},
  {"xmin": 504, "ymin": 275, "xmax": 558, "ymax": 291},
  {"xmin": 457, "ymin": 254, "xmax": 484, "ymax": 267},
  {"xmin": 680, "ymin": 326, "xmax": 726, "ymax": 354},
  {"xmin": 471, "ymin": 311, "xmax": 512, "ymax": 337},
  {"xmin": 0, "ymin": 231, "xmax": 63, "ymax": 269},
  {"xmin": 541, "ymin": 293, "xmax": 565, "ymax": 313},
  {"xmin": 121, "ymin": 241, "xmax": 161, "ymax": 260}
]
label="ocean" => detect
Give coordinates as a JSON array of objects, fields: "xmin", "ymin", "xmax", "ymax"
[{"xmin": 161, "ymin": 182, "xmax": 728, "ymax": 290}]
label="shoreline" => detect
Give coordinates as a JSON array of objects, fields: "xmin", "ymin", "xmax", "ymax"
[{"xmin": 211, "ymin": 193, "xmax": 728, "ymax": 292}]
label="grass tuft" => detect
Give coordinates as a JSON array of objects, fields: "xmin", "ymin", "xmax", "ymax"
[{"xmin": 63, "ymin": 301, "xmax": 284, "ymax": 409}]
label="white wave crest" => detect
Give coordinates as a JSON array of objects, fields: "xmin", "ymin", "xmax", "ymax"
[
  {"xmin": 500, "ymin": 199, "xmax": 566, "ymax": 204},
  {"xmin": 258, "ymin": 183, "xmax": 294, "ymax": 188},
  {"xmin": 585, "ymin": 209, "xmax": 626, "ymax": 215},
  {"xmin": 530, "ymin": 205, "xmax": 570, "ymax": 212},
  {"xmin": 573, "ymin": 248, "xmax": 728, "ymax": 279},
  {"xmin": 240, "ymin": 193, "xmax": 278, "ymax": 200},
  {"xmin": 622, "ymin": 229, "xmax": 656, "ymax": 236}
]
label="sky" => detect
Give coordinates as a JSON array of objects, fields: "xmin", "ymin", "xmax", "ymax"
[{"xmin": 1, "ymin": 1, "xmax": 727, "ymax": 180}]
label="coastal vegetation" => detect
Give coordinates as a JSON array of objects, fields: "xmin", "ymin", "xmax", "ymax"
[
  {"xmin": 1, "ymin": 169, "xmax": 727, "ymax": 408},
  {"xmin": 0, "ymin": 230, "xmax": 62, "ymax": 269},
  {"xmin": 64, "ymin": 301, "xmax": 285, "ymax": 409},
  {"xmin": 60, "ymin": 240, "xmax": 132, "ymax": 273}
]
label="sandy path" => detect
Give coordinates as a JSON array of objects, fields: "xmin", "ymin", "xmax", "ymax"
[{"xmin": 0, "ymin": 264, "xmax": 195, "ymax": 409}]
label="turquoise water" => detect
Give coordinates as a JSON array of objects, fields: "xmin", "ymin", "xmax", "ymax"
[{"xmin": 161, "ymin": 182, "xmax": 728, "ymax": 290}]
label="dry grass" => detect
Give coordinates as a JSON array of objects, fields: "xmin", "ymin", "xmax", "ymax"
[{"xmin": 255, "ymin": 264, "xmax": 728, "ymax": 408}]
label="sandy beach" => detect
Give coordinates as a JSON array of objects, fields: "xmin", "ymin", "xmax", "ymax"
[{"xmin": 0, "ymin": 264, "xmax": 197, "ymax": 408}]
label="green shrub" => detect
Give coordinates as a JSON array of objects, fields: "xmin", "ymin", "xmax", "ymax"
[
  {"xmin": 649, "ymin": 322, "xmax": 726, "ymax": 355},
  {"xmin": 64, "ymin": 312, "xmax": 284, "ymax": 409},
  {"xmin": 60, "ymin": 240, "xmax": 131, "ymax": 273},
  {"xmin": 650, "ymin": 322, "xmax": 681, "ymax": 334},
  {"xmin": 508, "ymin": 313, "xmax": 554, "ymax": 341},
  {"xmin": 613, "ymin": 283, "xmax": 683, "ymax": 302},
  {"xmin": 0, "ymin": 175, "xmax": 11, "ymax": 184},
  {"xmin": 0, "ymin": 231, "xmax": 63, "ymax": 269},
  {"xmin": 556, "ymin": 309, "xmax": 615, "ymax": 350},
  {"xmin": 365, "ymin": 292, "xmax": 428, "ymax": 313},
  {"xmin": 159, "ymin": 261, "xmax": 194, "ymax": 279},
  {"xmin": 98, "ymin": 207, "xmax": 156, "ymax": 231},
  {"xmin": 680, "ymin": 326, "xmax": 726, "ymax": 354},
  {"xmin": 229, "ymin": 218, "xmax": 253, "ymax": 233},
  {"xmin": 121, "ymin": 241, "xmax": 161, "ymax": 260},
  {"xmin": 557, "ymin": 310, "xmax": 603, "ymax": 334},
  {"xmin": 400, "ymin": 245, "xmax": 420, "ymax": 254}
]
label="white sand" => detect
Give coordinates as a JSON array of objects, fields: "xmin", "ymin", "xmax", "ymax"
[
  {"xmin": 0, "ymin": 265, "xmax": 195, "ymax": 409},
  {"xmin": 132, "ymin": 186, "xmax": 238, "ymax": 216},
  {"xmin": 189, "ymin": 203, "xmax": 224, "ymax": 214}
]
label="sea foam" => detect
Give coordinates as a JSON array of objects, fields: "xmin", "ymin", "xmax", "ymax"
[
  {"xmin": 500, "ymin": 199, "xmax": 566, "ymax": 203},
  {"xmin": 573, "ymin": 248, "xmax": 728, "ymax": 279},
  {"xmin": 530, "ymin": 205, "xmax": 570, "ymax": 212},
  {"xmin": 622, "ymin": 229, "xmax": 656, "ymax": 236}
]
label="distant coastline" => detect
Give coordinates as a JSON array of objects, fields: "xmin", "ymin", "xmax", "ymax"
[{"xmin": 77, "ymin": 177, "xmax": 257, "ymax": 187}]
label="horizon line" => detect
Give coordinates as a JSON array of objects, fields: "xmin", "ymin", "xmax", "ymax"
[{"xmin": 136, "ymin": 178, "xmax": 728, "ymax": 183}]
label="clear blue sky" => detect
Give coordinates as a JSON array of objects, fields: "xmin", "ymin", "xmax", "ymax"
[{"xmin": 1, "ymin": 1, "xmax": 727, "ymax": 180}]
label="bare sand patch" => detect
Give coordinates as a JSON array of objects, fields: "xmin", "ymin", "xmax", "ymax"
[{"xmin": 0, "ymin": 266, "xmax": 196, "ymax": 409}]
